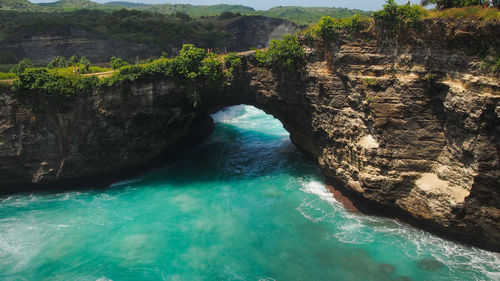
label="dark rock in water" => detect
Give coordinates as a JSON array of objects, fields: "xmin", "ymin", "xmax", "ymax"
[
  {"xmin": 416, "ymin": 258, "xmax": 444, "ymax": 271},
  {"xmin": 378, "ymin": 263, "xmax": 396, "ymax": 274},
  {"xmin": 395, "ymin": 277, "xmax": 412, "ymax": 281}
]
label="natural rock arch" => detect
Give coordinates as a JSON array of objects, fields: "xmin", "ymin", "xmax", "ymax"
[{"xmin": 0, "ymin": 27, "xmax": 499, "ymax": 251}]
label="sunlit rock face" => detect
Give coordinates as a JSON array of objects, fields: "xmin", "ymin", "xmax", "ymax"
[{"xmin": 0, "ymin": 18, "xmax": 498, "ymax": 251}]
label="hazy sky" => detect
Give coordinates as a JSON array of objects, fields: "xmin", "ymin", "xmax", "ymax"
[{"xmin": 28, "ymin": 0, "xmax": 421, "ymax": 11}]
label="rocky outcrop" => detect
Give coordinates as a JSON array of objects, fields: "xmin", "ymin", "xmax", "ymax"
[
  {"xmin": 0, "ymin": 81, "xmax": 213, "ymax": 188},
  {"xmin": 203, "ymin": 18, "xmax": 500, "ymax": 251},
  {"xmin": 0, "ymin": 18, "xmax": 498, "ymax": 251}
]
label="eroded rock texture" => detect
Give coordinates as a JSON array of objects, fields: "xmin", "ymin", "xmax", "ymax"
[
  {"xmin": 0, "ymin": 18, "xmax": 498, "ymax": 251},
  {"xmin": 0, "ymin": 81, "xmax": 213, "ymax": 188},
  {"xmin": 205, "ymin": 19, "xmax": 499, "ymax": 251}
]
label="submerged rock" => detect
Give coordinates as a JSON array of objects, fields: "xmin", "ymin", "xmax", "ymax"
[
  {"xmin": 378, "ymin": 263, "xmax": 396, "ymax": 274},
  {"xmin": 416, "ymin": 258, "xmax": 444, "ymax": 272}
]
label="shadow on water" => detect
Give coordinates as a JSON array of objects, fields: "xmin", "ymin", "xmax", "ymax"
[
  {"xmin": 0, "ymin": 115, "xmax": 321, "ymax": 199},
  {"xmin": 136, "ymin": 123, "xmax": 321, "ymax": 188}
]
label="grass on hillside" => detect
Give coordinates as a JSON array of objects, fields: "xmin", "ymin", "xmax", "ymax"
[
  {"xmin": 425, "ymin": 6, "xmax": 500, "ymax": 21},
  {"xmin": 47, "ymin": 66, "xmax": 112, "ymax": 76},
  {"xmin": 0, "ymin": 72, "xmax": 16, "ymax": 79}
]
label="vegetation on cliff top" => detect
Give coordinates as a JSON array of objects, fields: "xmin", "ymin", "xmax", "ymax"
[
  {"xmin": 9, "ymin": 44, "xmax": 230, "ymax": 109},
  {"xmin": 255, "ymin": 36, "xmax": 306, "ymax": 72},
  {"xmin": 5, "ymin": 2, "xmax": 499, "ymax": 109},
  {"xmin": 373, "ymin": 0, "xmax": 426, "ymax": 32}
]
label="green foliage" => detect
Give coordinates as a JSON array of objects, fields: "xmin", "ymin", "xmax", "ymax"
[
  {"xmin": 218, "ymin": 11, "xmax": 241, "ymax": 20},
  {"xmin": 223, "ymin": 53, "xmax": 242, "ymax": 79},
  {"xmin": 0, "ymin": 72, "xmax": 16, "ymax": 79},
  {"xmin": 363, "ymin": 78, "xmax": 377, "ymax": 86},
  {"xmin": 79, "ymin": 56, "xmax": 91, "ymax": 66},
  {"xmin": 11, "ymin": 68, "xmax": 98, "ymax": 109},
  {"xmin": 425, "ymin": 5, "xmax": 500, "ymax": 20},
  {"xmin": 315, "ymin": 14, "xmax": 364, "ymax": 40},
  {"xmin": 10, "ymin": 58, "xmax": 34, "ymax": 75},
  {"xmin": 0, "ymin": 0, "xmax": 42, "ymax": 12},
  {"xmin": 174, "ymin": 44, "xmax": 208, "ymax": 78},
  {"xmin": 253, "ymin": 6, "xmax": 372, "ymax": 25},
  {"xmin": 483, "ymin": 55, "xmax": 500, "ymax": 75},
  {"xmin": 421, "ymin": 0, "xmax": 496, "ymax": 10},
  {"xmin": 0, "ymin": 9, "xmax": 233, "ymax": 51},
  {"xmin": 110, "ymin": 57, "xmax": 130, "ymax": 69},
  {"xmin": 373, "ymin": 0, "xmax": 426, "ymax": 33},
  {"xmin": 47, "ymin": 56, "xmax": 69, "ymax": 69},
  {"xmin": 255, "ymin": 36, "xmax": 305, "ymax": 72},
  {"xmin": 106, "ymin": 44, "xmax": 225, "ymax": 92},
  {"xmin": 47, "ymin": 55, "xmax": 91, "ymax": 69},
  {"xmin": 200, "ymin": 53, "xmax": 224, "ymax": 89},
  {"xmin": 68, "ymin": 55, "xmax": 80, "ymax": 66}
]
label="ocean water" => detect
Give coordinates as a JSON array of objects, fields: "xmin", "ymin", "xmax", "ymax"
[{"xmin": 0, "ymin": 105, "xmax": 499, "ymax": 281}]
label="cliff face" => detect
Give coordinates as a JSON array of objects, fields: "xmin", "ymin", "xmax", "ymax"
[
  {"xmin": 0, "ymin": 82, "xmax": 213, "ymax": 188},
  {"xmin": 0, "ymin": 27, "xmax": 164, "ymax": 64},
  {"xmin": 203, "ymin": 18, "xmax": 500, "ymax": 251},
  {"xmin": 0, "ymin": 18, "xmax": 498, "ymax": 251},
  {"xmin": 0, "ymin": 16, "xmax": 299, "ymax": 64},
  {"xmin": 222, "ymin": 16, "xmax": 300, "ymax": 51}
]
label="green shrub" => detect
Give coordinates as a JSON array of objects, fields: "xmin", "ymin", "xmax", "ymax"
[
  {"xmin": 483, "ymin": 55, "xmax": 500, "ymax": 75},
  {"xmin": 200, "ymin": 53, "xmax": 224, "ymax": 89},
  {"xmin": 11, "ymin": 68, "xmax": 98, "ymax": 106},
  {"xmin": 373, "ymin": 0, "xmax": 426, "ymax": 33},
  {"xmin": 110, "ymin": 57, "xmax": 130, "ymax": 69},
  {"xmin": 106, "ymin": 44, "xmax": 225, "ymax": 89},
  {"xmin": 255, "ymin": 35, "xmax": 305, "ymax": 72},
  {"xmin": 10, "ymin": 44, "xmax": 228, "ymax": 109},
  {"xmin": 0, "ymin": 72, "xmax": 16, "ymax": 79},
  {"xmin": 174, "ymin": 44, "xmax": 207, "ymax": 78},
  {"xmin": 224, "ymin": 53, "xmax": 242, "ymax": 78},
  {"xmin": 10, "ymin": 58, "xmax": 34, "ymax": 75},
  {"xmin": 421, "ymin": 0, "xmax": 491, "ymax": 10},
  {"xmin": 47, "ymin": 56, "xmax": 69, "ymax": 69},
  {"xmin": 68, "ymin": 55, "xmax": 80, "ymax": 66},
  {"xmin": 224, "ymin": 53, "xmax": 242, "ymax": 69},
  {"xmin": 316, "ymin": 14, "xmax": 363, "ymax": 40},
  {"xmin": 79, "ymin": 56, "xmax": 91, "ymax": 66}
]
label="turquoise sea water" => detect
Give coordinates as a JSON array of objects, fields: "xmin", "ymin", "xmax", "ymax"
[{"xmin": 0, "ymin": 105, "xmax": 499, "ymax": 281}]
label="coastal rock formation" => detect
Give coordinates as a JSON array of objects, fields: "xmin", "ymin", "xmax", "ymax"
[
  {"xmin": 205, "ymin": 18, "xmax": 500, "ymax": 251},
  {"xmin": 0, "ymin": 18, "xmax": 498, "ymax": 251},
  {"xmin": 0, "ymin": 81, "xmax": 213, "ymax": 187}
]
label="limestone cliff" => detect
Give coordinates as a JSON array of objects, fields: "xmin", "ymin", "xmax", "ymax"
[
  {"xmin": 0, "ymin": 18, "xmax": 498, "ymax": 251},
  {"xmin": 205, "ymin": 18, "xmax": 500, "ymax": 251},
  {"xmin": 0, "ymin": 81, "xmax": 213, "ymax": 188}
]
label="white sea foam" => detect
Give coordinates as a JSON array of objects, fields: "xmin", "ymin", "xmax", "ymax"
[
  {"xmin": 297, "ymin": 178, "xmax": 500, "ymax": 278},
  {"xmin": 299, "ymin": 179, "xmax": 339, "ymax": 206},
  {"xmin": 212, "ymin": 105, "xmax": 288, "ymax": 136},
  {"xmin": 109, "ymin": 178, "xmax": 142, "ymax": 188}
]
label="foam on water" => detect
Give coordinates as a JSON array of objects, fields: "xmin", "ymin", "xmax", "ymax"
[{"xmin": 0, "ymin": 105, "xmax": 498, "ymax": 280}]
